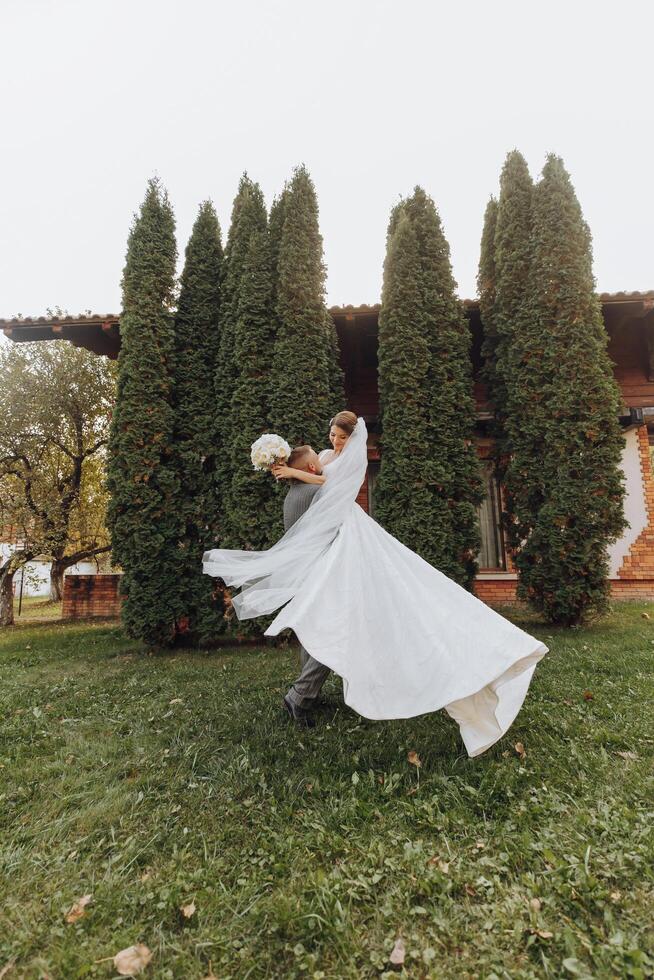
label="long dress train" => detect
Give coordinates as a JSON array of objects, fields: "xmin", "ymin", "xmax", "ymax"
[{"xmin": 203, "ymin": 419, "xmax": 547, "ymax": 757}]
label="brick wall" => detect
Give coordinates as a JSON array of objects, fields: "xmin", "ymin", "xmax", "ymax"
[
  {"xmin": 475, "ymin": 576, "xmax": 654, "ymax": 605},
  {"xmin": 610, "ymin": 578, "xmax": 654, "ymax": 600},
  {"xmin": 474, "ymin": 579, "xmax": 521, "ymax": 604},
  {"xmin": 62, "ymin": 574, "xmax": 122, "ymax": 619}
]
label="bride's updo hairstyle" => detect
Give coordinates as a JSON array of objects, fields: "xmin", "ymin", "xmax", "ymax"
[{"xmin": 330, "ymin": 410, "xmax": 358, "ymax": 436}]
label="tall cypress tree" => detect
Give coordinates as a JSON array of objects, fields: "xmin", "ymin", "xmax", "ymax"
[
  {"xmin": 492, "ymin": 153, "xmax": 534, "ymax": 485},
  {"xmin": 212, "ymin": 176, "xmax": 268, "ymax": 544},
  {"xmin": 268, "ymin": 188, "xmax": 288, "ymax": 297},
  {"xmin": 376, "ymin": 189, "xmax": 484, "ymax": 587},
  {"xmin": 375, "ymin": 209, "xmax": 436, "ymax": 545},
  {"xmin": 107, "ymin": 178, "xmax": 183, "ymax": 646},
  {"xmin": 505, "ymin": 155, "xmax": 626, "ymax": 623},
  {"xmin": 478, "ymin": 196, "xmax": 499, "ymax": 407},
  {"xmin": 172, "ymin": 200, "xmax": 225, "ymax": 640},
  {"xmin": 409, "ymin": 187, "xmax": 484, "ymax": 585},
  {"xmin": 269, "ymin": 166, "xmax": 341, "ymax": 448},
  {"xmin": 225, "ymin": 227, "xmax": 279, "ymax": 551}
]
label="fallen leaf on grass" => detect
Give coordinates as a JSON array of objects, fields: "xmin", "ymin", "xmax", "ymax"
[
  {"xmin": 113, "ymin": 944, "xmax": 152, "ymax": 975},
  {"xmin": 616, "ymin": 750, "xmax": 638, "ymax": 761},
  {"xmin": 180, "ymin": 900, "xmax": 196, "ymax": 919},
  {"xmin": 514, "ymin": 742, "xmax": 526, "ymax": 760},
  {"xmin": 583, "ymin": 690, "xmax": 594, "ymax": 701},
  {"xmin": 407, "ymin": 750, "xmax": 421, "ymax": 768},
  {"xmin": 529, "ymin": 928, "xmax": 553, "ymax": 939},
  {"xmin": 426, "ymin": 858, "xmax": 449, "ymax": 874},
  {"xmin": 610, "ymin": 890, "xmax": 622, "ymax": 903},
  {"xmin": 389, "ymin": 937, "xmax": 405, "ymax": 966},
  {"xmin": 529, "ymin": 897, "xmax": 542, "ymax": 912},
  {"xmin": 563, "ymin": 957, "xmax": 585, "ymax": 974},
  {"xmin": 464, "ymin": 884, "xmax": 477, "ymax": 897},
  {"xmin": 65, "ymin": 893, "xmax": 92, "ymax": 923},
  {"xmin": 641, "ymin": 612, "xmax": 650, "ymax": 620},
  {"xmin": 169, "ymin": 698, "xmax": 183, "ymax": 705}
]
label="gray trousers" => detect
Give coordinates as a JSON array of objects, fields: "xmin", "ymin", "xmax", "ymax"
[{"xmin": 286, "ymin": 643, "xmax": 331, "ymax": 709}]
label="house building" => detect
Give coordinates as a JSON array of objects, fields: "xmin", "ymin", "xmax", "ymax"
[
  {"xmin": 3, "ymin": 289, "xmax": 654, "ymax": 609},
  {"xmin": 0, "ymin": 534, "xmax": 109, "ymax": 600}
]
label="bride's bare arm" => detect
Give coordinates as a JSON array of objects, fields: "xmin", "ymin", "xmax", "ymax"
[{"xmin": 271, "ymin": 464, "xmax": 326, "ymax": 485}]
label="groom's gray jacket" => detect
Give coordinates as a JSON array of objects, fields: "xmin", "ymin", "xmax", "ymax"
[
  {"xmin": 282, "ymin": 478, "xmax": 331, "ymax": 710},
  {"xmin": 283, "ymin": 480, "xmax": 320, "ymax": 532}
]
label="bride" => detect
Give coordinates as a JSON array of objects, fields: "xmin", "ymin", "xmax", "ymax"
[{"xmin": 203, "ymin": 411, "xmax": 547, "ymax": 757}]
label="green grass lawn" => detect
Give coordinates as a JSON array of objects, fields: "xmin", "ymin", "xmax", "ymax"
[
  {"xmin": 1, "ymin": 605, "xmax": 653, "ymax": 979},
  {"xmin": 12, "ymin": 595, "xmax": 63, "ymax": 623}
]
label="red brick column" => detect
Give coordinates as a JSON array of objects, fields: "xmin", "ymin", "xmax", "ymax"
[
  {"xmin": 617, "ymin": 425, "xmax": 654, "ymax": 577},
  {"xmin": 613, "ymin": 425, "xmax": 654, "ymax": 598}
]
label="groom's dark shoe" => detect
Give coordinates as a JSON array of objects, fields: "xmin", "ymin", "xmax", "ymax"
[{"xmin": 283, "ymin": 695, "xmax": 316, "ymax": 729}]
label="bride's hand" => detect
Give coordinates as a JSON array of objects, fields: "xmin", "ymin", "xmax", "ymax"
[{"xmin": 271, "ymin": 463, "xmax": 293, "ymax": 480}]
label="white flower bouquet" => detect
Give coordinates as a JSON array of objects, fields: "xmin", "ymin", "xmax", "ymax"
[{"xmin": 250, "ymin": 433, "xmax": 292, "ymax": 471}]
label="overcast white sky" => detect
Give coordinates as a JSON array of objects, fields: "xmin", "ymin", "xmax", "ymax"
[{"xmin": 2, "ymin": 0, "xmax": 653, "ymax": 321}]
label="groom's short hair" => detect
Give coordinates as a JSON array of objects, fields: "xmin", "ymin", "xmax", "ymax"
[{"xmin": 288, "ymin": 445, "xmax": 314, "ymax": 469}]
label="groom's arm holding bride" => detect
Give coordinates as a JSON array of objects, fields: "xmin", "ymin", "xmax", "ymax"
[
  {"xmin": 272, "ymin": 446, "xmax": 325, "ymax": 485},
  {"xmin": 272, "ymin": 464, "xmax": 324, "ymax": 484}
]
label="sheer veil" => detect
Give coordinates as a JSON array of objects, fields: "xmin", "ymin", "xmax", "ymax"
[{"xmin": 202, "ymin": 418, "xmax": 369, "ymax": 619}]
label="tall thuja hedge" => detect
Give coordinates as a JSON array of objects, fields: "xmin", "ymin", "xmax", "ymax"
[
  {"xmin": 375, "ymin": 208, "xmax": 436, "ymax": 546},
  {"xmin": 488, "ymin": 152, "xmax": 534, "ymax": 487},
  {"xmin": 107, "ymin": 178, "xmax": 183, "ymax": 646},
  {"xmin": 477, "ymin": 151, "xmax": 533, "ymax": 549},
  {"xmin": 270, "ymin": 166, "xmax": 343, "ymax": 448},
  {"xmin": 212, "ymin": 176, "xmax": 268, "ymax": 543},
  {"xmin": 326, "ymin": 310, "xmax": 345, "ymax": 415},
  {"xmin": 409, "ymin": 187, "xmax": 485, "ymax": 585},
  {"xmin": 505, "ymin": 155, "xmax": 626, "ymax": 624},
  {"xmin": 268, "ymin": 189, "xmax": 288, "ymax": 298},
  {"xmin": 267, "ymin": 189, "xmax": 288, "ymax": 366},
  {"xmin": 225, "ymin": 227, "xmax": 280, "ymax": 551},
  {"xmin": 376, "ymin": 189, "xmax": 484, "ymax": 587},
  {"xmin": 477, "ymin": 196, "xmax": 498, "ymax": 415},
  {"xmin": 172, "ymin": 200, "xmax": 225, "ymax": 639}
]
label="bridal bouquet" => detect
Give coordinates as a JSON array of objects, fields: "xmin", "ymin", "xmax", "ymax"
[{"xmin": 250, "ymin": 433, "xmax": 292, "ymax": 471}]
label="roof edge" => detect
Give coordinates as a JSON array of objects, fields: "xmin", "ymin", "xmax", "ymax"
[{"xmin": 3, "ymin": 290, "xmax": 653, "ymax": 328}]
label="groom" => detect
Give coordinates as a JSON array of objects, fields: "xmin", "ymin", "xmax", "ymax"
[{"xmin": 278, "ymin": 444, "xmax": 331, "ymax": 728}]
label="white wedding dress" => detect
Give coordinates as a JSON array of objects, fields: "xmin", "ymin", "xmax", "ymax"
[{"xmin": 203, "ymin": 419, "xmax": 547, "ymax": 757}]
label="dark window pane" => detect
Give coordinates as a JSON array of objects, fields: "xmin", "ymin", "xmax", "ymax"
[{"xmin": 477, "ymin": 462, "xmax": 505, "ymax": 570}]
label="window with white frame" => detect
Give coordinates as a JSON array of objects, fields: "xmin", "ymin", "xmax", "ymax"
[{"xmin": 477, "ymin": 461, "xmax": 506, "ymax": 570}]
